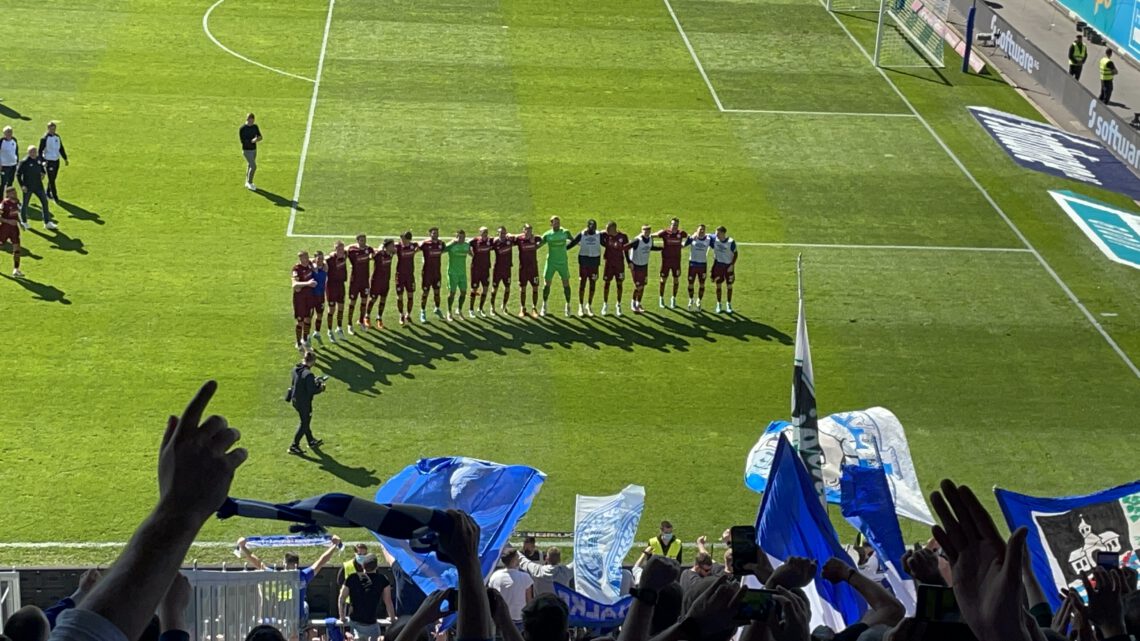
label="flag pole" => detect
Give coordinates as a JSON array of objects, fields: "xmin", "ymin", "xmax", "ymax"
[{"xmin": 793, "ymin": 254, "xmax": 827, "ymax": 508}]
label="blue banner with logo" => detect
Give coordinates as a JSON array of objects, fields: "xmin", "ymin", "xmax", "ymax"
[
  {"xmin": 969, "ymin": 106, "xmax": 1140, "ymax": 199},
  {"xmin": 553, "ymin": 583, "xmax": 633, "ymax": 628},
  {"xmin": 1052, "ymin": 0, "xmax": 1140, "ymax": 60},
  {"xmin": 1050, "ymin": 190, "xmax": 1140, "ymax": 269}
]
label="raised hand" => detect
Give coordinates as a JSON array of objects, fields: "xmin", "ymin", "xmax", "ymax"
[
  {"xmin": 766, "ymin": 556, "xmax": 816, "ymax": 590},
  {"xmin": 157, "ymin": 380, "xmax": 247, "ymax": 523},
  {"xmin": 77, "ymin": 568, "xmax": 102, "ymax": 596},
  {"xmin": 930, "ymin": 479, "xmax": 1031, "ymax": 641},
  {"xmin": 901, "ymin": 548, "xmax": 945, "ymax": 586},
  {"xmin": 437, "ymin": 509, "xmax": 480, "ymax": 568},
  {"xmin": 1080, "ymin": 566, "xmax": 1127, "ymax": 638},
  {"xmin": 821, "ymin": 557, "xmax": 854, "ymax": 584},
  {"xmin": 683, "ymin": 574, "xmax": 744, "ymax": 639},
  {"xmin": 640, "ymin": 555, "xmax": 681, "ymax": 591},
  {"xmin": 769, "ymin": 587, "xmax": 811, "ymax": 641}
]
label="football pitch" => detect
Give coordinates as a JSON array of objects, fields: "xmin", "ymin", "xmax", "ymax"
[{"xmin": 3, "ymin": 0, "xmax": 1139, "ymax": 566}]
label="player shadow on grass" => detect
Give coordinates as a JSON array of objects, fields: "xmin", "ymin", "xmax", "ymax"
[
  {"xmin": 0, "ymin": 274, "xmax": 71, "ymax": 304},
  {"xmin": 295, "ymin": 446, "xmax": 382, "ymax": 488},
  {"xmin": 28, "ymin": 227, "xmax": 87, "ymax": 255},
  {"xmin": 0, "ymin": 102, "xmax": 32, "ymax": 121},
  {"xmin": 316, "ymin": 310, "xmax": 792, "ymax": 395},
  {"xmin": 57, "ymin": 200, "xmax": 106, "ymax": 226},
  {"xmin": 255, "ymin": 188, "xmax": 303, "ymax": 211}
]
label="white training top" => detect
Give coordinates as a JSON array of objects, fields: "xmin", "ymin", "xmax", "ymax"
[
  {"xmin": 628, "ymin": 235, "xmax": 654, "ymax": 267},
  {"xmin": 575, "ymin": 230, "xmax": 602, "ymax": 258},
  {"xmin": 712, "ymin": 236, "xmax": 737, "ymax": 265},
  {"xmin": 0, "ymin": 138, "xmax": 18, "ymax": 166},
  {"xmin": 686, "ymin": 234, "xmax": 712, "ymax": 264},
  {"xmin": 41, "ymin": 134, "xmax": 63, "ymax": 161},
  {"xmin": 488, "ymin": 568, "xmax": 535, "ymax": 622}
]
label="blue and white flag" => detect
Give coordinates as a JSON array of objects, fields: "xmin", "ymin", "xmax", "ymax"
[
  {"xmin": 757, "ymin": 435, "xmax": 867, "ymax": 631},
  {"xmin": 374, "ymin": 457, "xmax": 546, "ymax": 597},
  {"xmin": 995, "ymin": 480, "xmax": 1140, "ymax": 609},
  {"xmin": 573, "ymin": 485, "xmax": 645, "ymax": 604},
  {"xmin": 553, "ymin": 583, "xmax": 633, "ymax": 628},
  {"xmin": 745, "ymin": 407, "xmax": 935, "ymax": 525},
  {"xmin": 792, "ymin": 255, "xmax": 825, "ymax": 504},
  {"xmin": 840, "ymin": 465, "xmax": 916, "ymax": 615}
]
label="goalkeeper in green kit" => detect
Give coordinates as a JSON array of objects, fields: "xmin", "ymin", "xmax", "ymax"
[
  {"xmin": 444, "ymin": 230, "xmax": 471, "ymax": 322},
  {"xmin": 541, "ymin": 216, "xmax": 574, "ymax": 317}
]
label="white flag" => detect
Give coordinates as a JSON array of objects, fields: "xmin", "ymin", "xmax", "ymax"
[{"xmin": 573, "ymin": 485, "xmax": 645, "ymax": 604}]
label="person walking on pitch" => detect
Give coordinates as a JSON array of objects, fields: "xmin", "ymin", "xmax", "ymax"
[
  {"xmin": 0, "ymin": 127, "xmax": 17, "ymax": 194},
  {"xmin": 239, "ymin": 113, "xmax": 262, "ymax": 190},
  {"xmin": 17, "ymin": 146, "xmax": 55, "ymax": 230},
  {"xmin": 38, "ymin": 121, "xmax": 68, "ymax": 201},
  {"xmin": 1068, "ymin": 34, "xmax": 1088, "ymax": 80},
  {"xmin": 286, "ymin": 351, "xmax": 325, "ymax": 455}
]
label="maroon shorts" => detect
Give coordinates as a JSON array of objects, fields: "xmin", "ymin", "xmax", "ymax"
[
  {"xmin": 688, "ymin": 263, "xmax": 707, "ymax": 281},
  {"xmin": 293, "ymin": 292, "xmax": 312, "ymax": 319},
  {"xmin": 326, "ymin": 282, "xmax": 345, "ymax": 305},
  {"xmin": 0, "ymin": 224, "xmax": 19, "ymax": 245},
  {"xmin": 632, "ymin": 265, "xmax": 648, "ymax": 286},
  {"xmin": 603, "ymin": 261, "xmax": 625, "ymax": 282},
  {"xmin": 519, "ymin": 263, "xmax": 539, "ymax": 286},
  {"xmin": 579, "ymin": 264, "xmax": 599, "ymax": 281},
  {"xmin": 349, "ymin": 278, "xmax": 369, "ymax": 298},
  {"xmin": 660, "ymin": 260, "xmax": 681, "ymax": 278},
  {"xmin": 422, "ymin": 267, "xmax": 441, "ymax": 290},
  {"xmin": 493, "ymin": 266, "xmax": 511, "ymax": 286},
  {"xmin": 396, "ymin": 271, "xmax": 415, "ymax": 294},
  {"xmin": 712, "ymin": 263, "xmax": 735, "ymax": 284},
  {"xmin": 471, "ymin": 268, "xmax": 490, "ymax": 289},
  {"xmin": 370, "ymin": 275, "xmax": 390, "ymax": 298},
  {"xmin": 309, "ymin": 290, "xmax": 325, "ymax": 315}
]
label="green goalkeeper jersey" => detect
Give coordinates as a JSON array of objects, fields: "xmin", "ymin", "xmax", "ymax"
[
  {"xmin": 446, "ymin": 241, "xmax": 470, "ymax": 275},
  {"xmin": 542, "ymin": 229, "xmax": 573, "ymax": 266}
]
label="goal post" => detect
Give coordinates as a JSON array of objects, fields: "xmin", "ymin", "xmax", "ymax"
[{"xmin": 873, "ymin": 0, "xmax": 948, "ymax": 67}]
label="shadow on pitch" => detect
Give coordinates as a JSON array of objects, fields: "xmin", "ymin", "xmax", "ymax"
[
  {"xmin": 28, "ymin": 227, "xmax": 87, "ymax": 255},
  {"xmin": 57, "ymin": 200, "xmax": 106, "ymax": 226},
  {"xmin": 296, "ymin": 445, "xmax": 382, "ymax": 488},
  {"xmin": 0, "ymin": 274, "xmax": 71, "ymax": 304},
  {"xmin": 0, "ymin": 102, "xmax": 32, "ymax": 121},
  {"xmin": 315, "ymin": 309, "xmax": 791, "ymax": 395},
  {"xmin": 255, "ymin": 188, "xmax": 303, "ymax": 211}
]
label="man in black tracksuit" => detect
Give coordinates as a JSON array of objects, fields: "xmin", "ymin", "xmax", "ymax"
[
  {"xmin": 16, "ymin": 146, "xmax": 55, "ymax": 230},
  {"xmin": 288, "ymin": 351, "xmax": 325, "ymax": 455}
]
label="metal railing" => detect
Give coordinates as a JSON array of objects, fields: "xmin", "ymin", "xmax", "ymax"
[
  {"xmin": 183, "ymin": 569, "xmax": 301, "ymax": 640},
  {"xmin": 0, "ymin": 572, "xmax": 21, "ymax": 633}
]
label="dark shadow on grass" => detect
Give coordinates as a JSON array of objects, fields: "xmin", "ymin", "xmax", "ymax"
[
  {"xmin": 0, "ymin": 273, "xmax": 71, "ymax": 304},
  {"xmin": 57, "ymin": 200, "xmax": 106, "ymax": 226},
  {"xmin": 315, "ymin": 311, "xmax": 792, "ymax": 395},
  {"xmin": 28, "ymin": 227, "xmax": 87, "ymax": 254},
  {"xmin": 884, "ymin": 65, "xmax": 952, "ymax": 86},
  {"xmin": 255, "ymin": 188, "xmax": 303, "ymax": 211},
  {"xmin": 297, "ymin": 445, "xmax": 382, "ymax": 488},
  {"xmin": 1, "ymin": 243, "xmax": 42, "ymax": 261},
  {"xmin": 832, "ymin": 10, "xmax": 878, "ymax": 23},
  {"xmin": 0, "ymin": 102, "xmax": 32, "ymax": 121}
]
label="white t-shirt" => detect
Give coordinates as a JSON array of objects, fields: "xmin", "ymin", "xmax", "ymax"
[{"xmin": 488, "ymin": 567, "xmax": 534, "ymax": 622}]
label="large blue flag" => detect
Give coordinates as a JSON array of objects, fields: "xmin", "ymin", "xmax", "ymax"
[
  {"xmin": 757, "ymin": 435, "xmax": 866, "ymax": 630},
  {"xmin": 374, "ymin": 457, "xmax": 546, "ymax": 596},
  {"xmin": 840, "ymin": 465, "xmax": 916, "ymax": 613},
  {"xmin": 995, "ymin": 480, "xmax": 1140, "ymax": 609}
]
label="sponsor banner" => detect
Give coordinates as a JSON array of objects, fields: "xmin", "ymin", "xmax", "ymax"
[
  {"xmin": 1050, "ymin": 0, "xmax": 1140, "ymax": 61},
  {"xmin": 995, "ymin": 480, "xmax": 1140, "ymax": 609},
  {"xmin": 970, "ymin": 106, "xmax": 1140, "ymax": 199},
  {"xmin": 1050, "ymin": 190, "xmax": 1140, "ymax": 269},
  {"xmin": 553, "ymin": 584, "xmax": 632, "ymax": 628}
]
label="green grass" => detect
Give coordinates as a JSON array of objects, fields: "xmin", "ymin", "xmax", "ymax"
[{"xmin": 2, "ymin": 0, "xmax": 1138, "ymax": 567}]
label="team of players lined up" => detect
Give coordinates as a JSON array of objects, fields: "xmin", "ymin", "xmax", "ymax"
[{"xmin": 289, "ymin": 217, "xmax": 739, "ymax": 349}]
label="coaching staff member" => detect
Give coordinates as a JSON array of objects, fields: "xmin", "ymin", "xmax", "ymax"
[
  {"xmin": 287, "ymin": 351, "xmax": 325, "ymax": 455},
  {"xmin": 38, "ymin": 121, "xmax": 68, "ymax": 202},
  {"xmin": 240, "ymin": 113, "xmax": 262, "ymax": 190},
  {"xmin": 17, "ymin": 146, "xmax": 56, "ymax": 230}
]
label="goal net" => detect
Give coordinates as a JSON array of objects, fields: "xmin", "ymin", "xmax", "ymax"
[{"xmin": 826, "ymin": 0, "xmax": 949, "ymax": 68}]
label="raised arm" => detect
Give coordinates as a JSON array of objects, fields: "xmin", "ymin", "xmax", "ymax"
[
  {"xmin": 308, "ymin": 535, "xmax": 343, "ymax": 574},
  {"xmin": 822, "ymin": 557, "xmax": 903, "ymax": 627},
  {"xmin": 236, "ymin": 537, "xmax": 267, "ymax": 570},
  {"xmin": 567, "ymin": 232, "xmax": 583, "ymax": 250}
]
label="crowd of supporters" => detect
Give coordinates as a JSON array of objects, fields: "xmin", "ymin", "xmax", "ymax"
[{"xmin": 3, "ymin": 381, "xmax": 1138, "ymax": 641}]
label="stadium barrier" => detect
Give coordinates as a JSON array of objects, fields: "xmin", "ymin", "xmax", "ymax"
[
  {"xmin": 0, "ymin": 571, "xmax": 21, "ymax": 633},
  {"xmin": 182, "ymin": 569, "xmax": 302, "ymax": 640},
  {"xmin": 953, "ymin": 0, "xmax": 1140, "ymax": 176}
]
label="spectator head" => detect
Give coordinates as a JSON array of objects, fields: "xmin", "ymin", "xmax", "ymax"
[
  {"xmin": 522, "ymin": 593, "xmax": 570, "ymax": 641},
  {"xmin": 1125, "ymin": 591, "xmax": 1140, "ymax": 636},
  {"xmin": 659, "ymin": 520, "xmax": 674, "ymax": 543},
  {"xmin": 283, "ymin": 552, "xmax": 300, "ymax": 569},
  {"xmin": 546, "ymin": 547, "xmax": 562, "ymax": 565},
  {"xmin": 245, "ymin": 625, "xmax": 286, "ymax": 641},
  {"xmin": 501, "ymin": 547, "xmax": 520, "ymax": 568},
  {"xmin": 246, "ymin": 113, "xmax": 256, "ymax": 124},
  {"xmin": 692, "ymin": 552, "xmax": 714, "ymax": 577},
  {"xmin": 361, "ymin": 553, "xmax": 379, "ymax": 572},
  {"xmin": 2, "ymin": 606, "xmax": 50, "ymax": 641},
  {"xmin": 649, "ymin": 582, "xmax": 684, "ymax": 634}
]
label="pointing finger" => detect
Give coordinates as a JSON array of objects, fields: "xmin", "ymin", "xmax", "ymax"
[{"xmin": 178, "ymin": 380, "xmax": 217, "ymax": 438}]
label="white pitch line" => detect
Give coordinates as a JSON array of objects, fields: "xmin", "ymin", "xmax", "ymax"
[
  {"xmin": 819, "ymin": 3, "xmax": 1140, "ymax": 380},
  {"xmin": 202, "ymin": 0, "xmax": 315, "ymax": 83},
  {"xmin": 663, "ymin": 0, "xmax": 725, "ymax": 112},
  {"xmin": 723, "ymin": 108, "xmax": 917, "ymax": 118},
  {"xmin": 286, "ymin": 0, "xmax": 336, "ymax": 236}
]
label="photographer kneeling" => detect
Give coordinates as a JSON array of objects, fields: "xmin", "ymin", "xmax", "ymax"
[{"xmin": 286, "ymin": 351, "xmax": 326, "ymax": 455}]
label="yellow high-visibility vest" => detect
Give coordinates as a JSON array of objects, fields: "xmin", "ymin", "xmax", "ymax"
[
  {"xmin": 647, "ymin": 535, "xmax": 683, "ymax": 561},
  {"xmin": 1100, "ymin": 57, "xmax": 1115, "ymax": 80}
]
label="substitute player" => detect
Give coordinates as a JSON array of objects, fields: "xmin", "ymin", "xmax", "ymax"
[
  {"xmin": 491, "ymin": 226, "xmax": 515, "ymax": 316},
  {"xmin": 309, "ymin": 251, "xmax": 328, "ymax": 345},
  {"xmin": 325, "ymin": 242, "xmax": 349, "ymax": 342},
  {"xmin": 566, "ymin": 219, "xmax": 602, "ymax": 317},
  {"xmin": 468, "ymin": 227, "xmax": 494, "ymax": 317},
  {"xmin": 711, "ymin": 226, "xmax": 737, "ymax": 314},
  {"xmin": 445, "ymin": 230, "xmax": 470, "ymax": 322},
  {"xmin": 541, "ymin": 216, "xmax": 573, "ymax": 317},
  {"xmin": 516, "ymin": 224, "xmax": 543, "ymax": 318},
  {"xmin": 0, "ymin": 187, "xmax": 23, "ymax": 277},
  {"xmin": 419, "ymin": 227, "xmax": 446, "ymax": 323},
  {"xmin": 684, "ymin": 224, "xmax": 712, "ymax": 311},
  {"xmin": 627, "ymin": 225, "xmax": 660, "ymax": 314},
  {"xmin": 657, "ymin": 217, "xmax": 688, "ymax": 309},
  {"xmin": 600, "ymin": 221, "xmax": 629, "ymax": 317},
  {"xmin": 367, "ymin": 239, "xmax": 396, "ymax": 329},
  {"xmin": 346, "ymin": 234, "xmax": 373, "ymax": 332},
  {"xmin": 291, "ymin": 251, "xmax": 318, "ymax": 350},
  {"xmin": 394, "ymin": 231, "xmax": 419, "ymax": 326}
]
